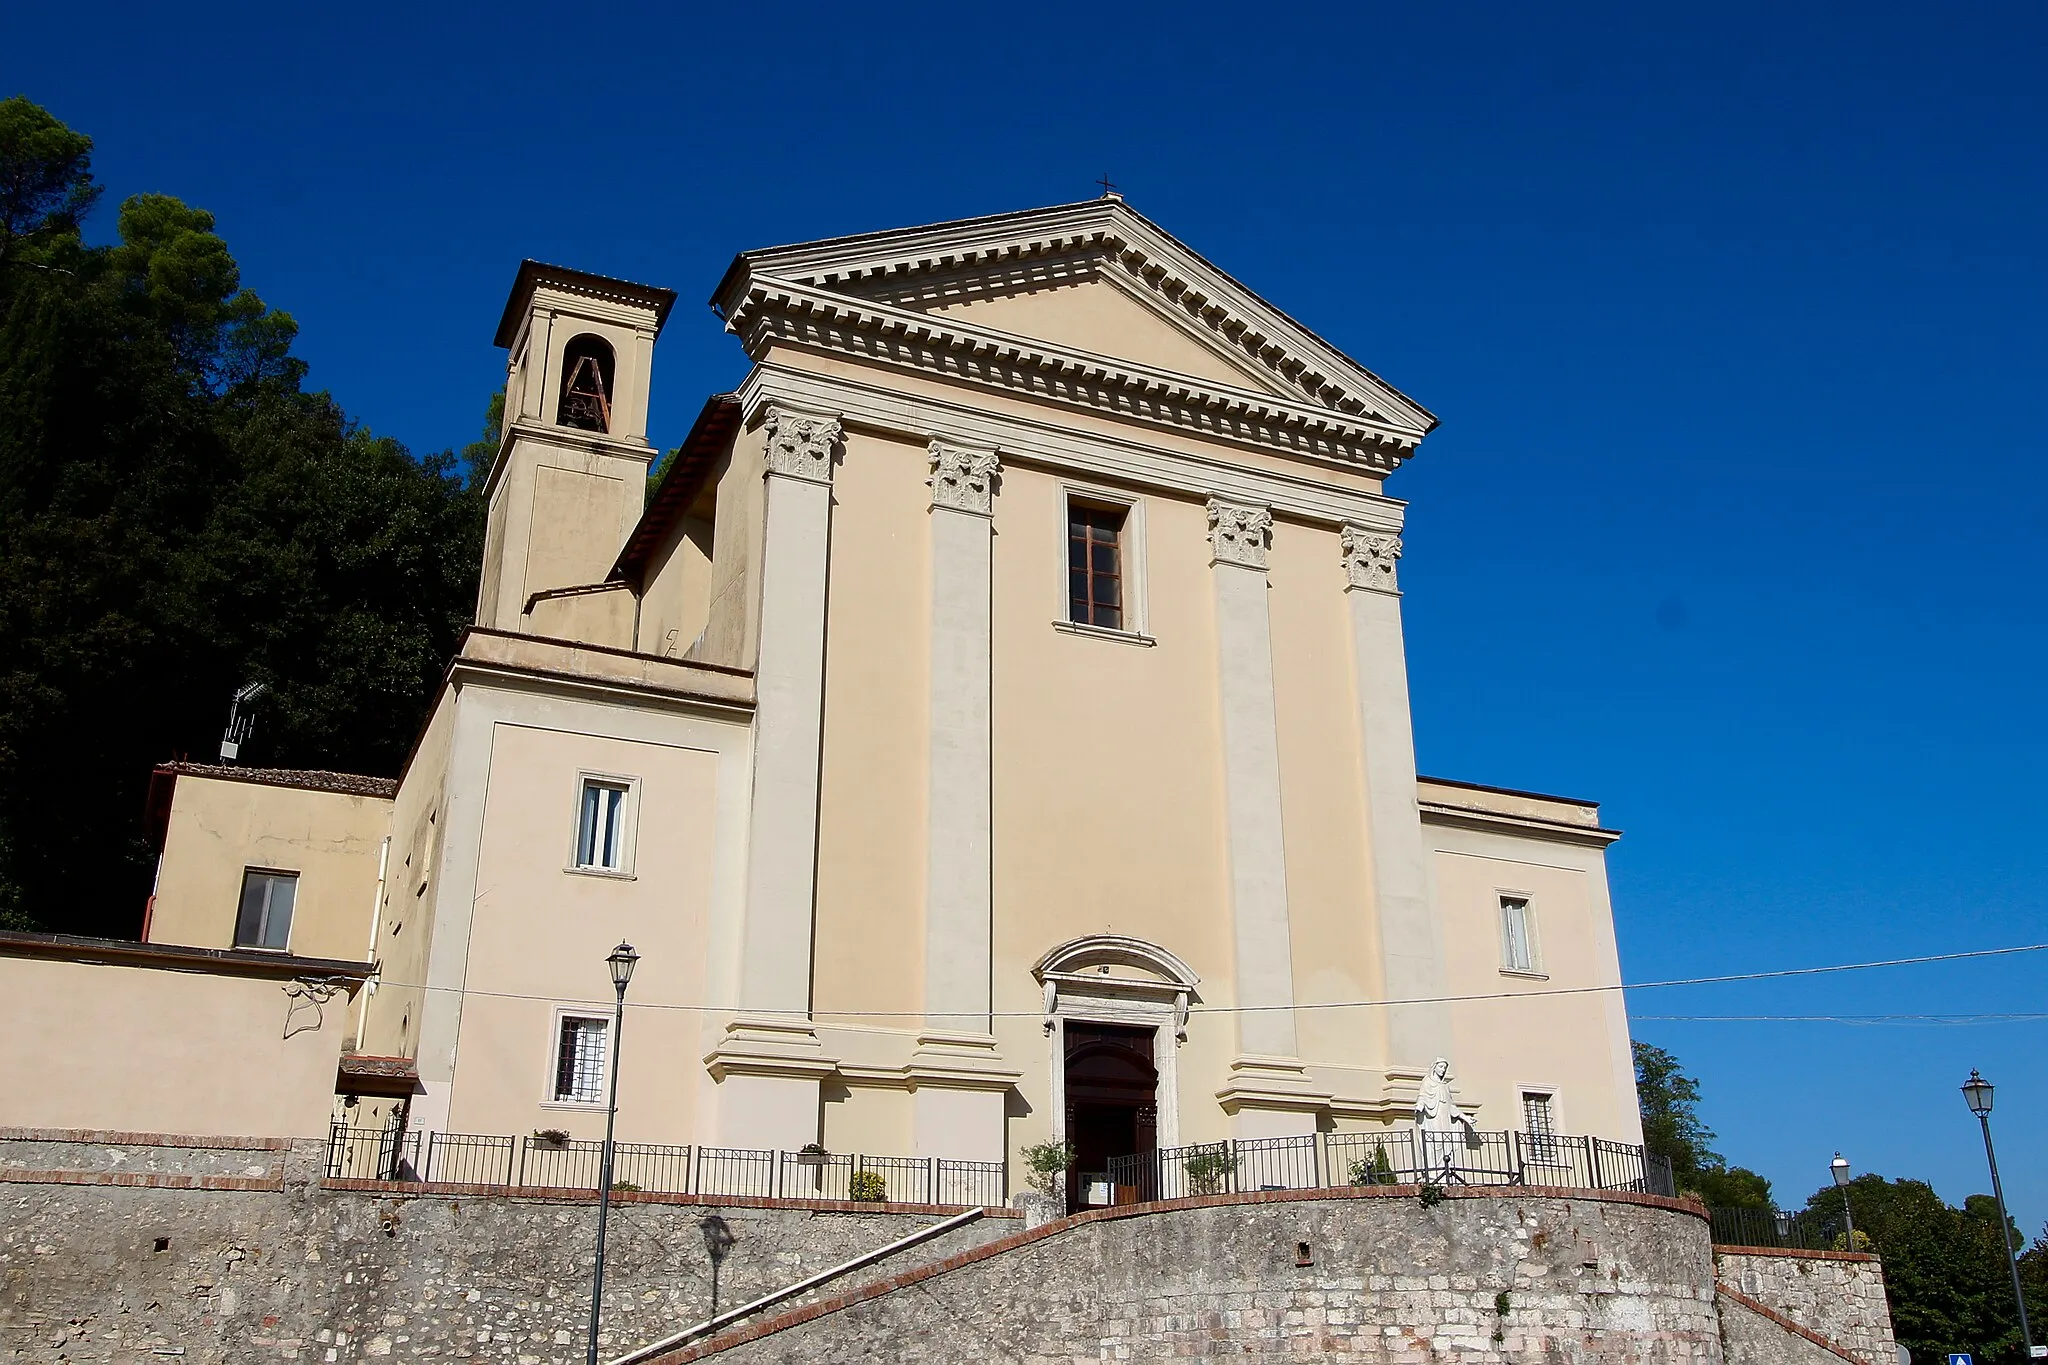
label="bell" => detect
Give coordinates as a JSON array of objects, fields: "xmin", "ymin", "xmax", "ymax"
[{"xmin": 559, "ymin": 354, "xmax": 612, "ymax": 432}]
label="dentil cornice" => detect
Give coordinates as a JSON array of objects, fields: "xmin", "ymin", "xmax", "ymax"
[
  {"xmin": 760, "ymin": 405, "xmax": 843, "ymax": 483},
  {"xmin": 928, "ymin": 439, "xmax": 1000, "ymax": 515},
  {"xmin": 1207, "ymin": 498, "xmax": 1274, "ymax": 571},
  {"xmin": 1341, "ymin": 525, "xmax": 1401, "ymax": 593},
  {"xmin": 727, "ymin": 279, "xmax": 1416, "ymax": 474}
]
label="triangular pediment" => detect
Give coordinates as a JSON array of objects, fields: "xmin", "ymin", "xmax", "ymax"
[
  {"xmin": 922, "ymin": 277, "xmax": 1292, "ymax": 396},
  {"xmin": 713, "ymin": 200, "xmax": 1436, "ymax": 468}
]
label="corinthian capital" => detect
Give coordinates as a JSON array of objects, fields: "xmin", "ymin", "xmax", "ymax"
[
  {"xmin": 1206, "ymin": 498, "xmax": 1273, "ymax": 571},
  {"xmin": 928, "ymin": 440, "xmax": 1001, "ymax": 515},
  {"xmin": 761, "ymin": 406, "xmax": 843, "ymax": 483},
  {"xmin": 1341, "ymin": 525, "xmax": 1401, "ymax": 593}
]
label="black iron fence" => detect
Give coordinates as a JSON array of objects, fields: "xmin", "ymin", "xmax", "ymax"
[
  {"xmin": 326, "ymin": 1123, "xmax": 1005, "ymax": 1207},
  {"xmin": 1708, "ymin": 1205, "xmax": 1850, "ymax": 1251},
  {"xmin": 1105, "ymin": 1129, "xmax": 1675, "ymax": 1204}
]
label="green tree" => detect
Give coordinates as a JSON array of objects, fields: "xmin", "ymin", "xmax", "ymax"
[
  {"xmin": 0, "ymin": 96, "xmax": 481, "ymax": 936},
  {"xmin": 1633, "ymin": 1041, "xmax": 1773, "ymax": 1207},
  {"xmin": 0, "ymin": 96, "xmax": 99, "ymax": 260},
  {"xmin": 1802, "ymin": 1176, "xmax": 2045, "ymax": 1365}
]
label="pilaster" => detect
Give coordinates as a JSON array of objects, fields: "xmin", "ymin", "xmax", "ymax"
[
  {"xmin": 1206, "ymin": 498, "xmax": 1325, "ymax": 1135},
  {"xmin": 917, "ymin": 439, "xmax": 1012, "ymax": 1161},
  {"xmin": 707, "ymin": 404, "xmax": 844, "ymax": 1147},
  {"xmin": 1340, "ymin": 524, "xmax": 1451, "ymax": 1073}
]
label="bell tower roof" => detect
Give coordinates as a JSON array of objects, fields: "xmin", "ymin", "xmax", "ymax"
[{"xmin": 494, "ymin": 261, "xmax": 678, "ymax": 348}]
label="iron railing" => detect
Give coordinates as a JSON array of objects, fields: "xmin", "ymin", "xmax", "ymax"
[
  {"xmin": 325, "ymin": 1123, "xmax": 1006, "ymax": 1206},
  {"xmin": 1707, "ymin": 1205, "xmax": 1847, "ymax": 1250},
  {"xmin": 1106, "ymin": 1129, "xmax": 1676, "ymax": 1204}
]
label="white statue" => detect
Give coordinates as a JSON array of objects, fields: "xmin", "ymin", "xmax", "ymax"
[{"xmin": 1414, "ymin": 1057, "xmax": 1474, "ymax": 1133}]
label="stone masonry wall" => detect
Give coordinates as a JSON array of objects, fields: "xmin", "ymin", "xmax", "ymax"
[
  {"xmin": 0, "ymin": 1135, "xmax": 1013, "ymax": 1364},
  {"xmin": 1717, "ymin": 1292, "xmax": 1858, "ymax": 1365},
  {"xmin": 1714, "ymin": 1250, "xmax": 1895, "ymax": 1365},
  {"xmin": 656, "ymin": 1186, "xmax": 1723, "ymax": 1364}
]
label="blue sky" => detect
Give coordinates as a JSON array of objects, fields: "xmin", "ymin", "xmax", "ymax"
[{"xmin": 12, "ymin": 2, "xmax": 2044, "ymax": 1228}]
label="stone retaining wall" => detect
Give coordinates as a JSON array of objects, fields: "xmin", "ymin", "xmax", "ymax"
[
  {"xmin": 656, "ymin": 1186, "xmax": 1722, "ymax": 1364},
  {"xmin": 1, "ymin": 1140, "xmax": 1013, "ymax": 1363},
  {"xmin": 1, "ymin": 1130, "xmax": 1896, "ymax": 1365},
  {"xmin": 1714, "ymin": 1248, "xmax": 1895, "ymax": 1365}
]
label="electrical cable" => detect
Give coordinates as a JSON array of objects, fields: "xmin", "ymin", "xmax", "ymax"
[{"xmin": 359, "ymin": 940, "xmax": 2048, "ymax": 1019}]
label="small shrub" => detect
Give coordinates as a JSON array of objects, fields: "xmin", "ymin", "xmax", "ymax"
[
  {"xmin": 532, "ymin": 1129, "xmax": 570, "ymax": 1146},
  {"xmin": 1184, "ymin": 1145, "xmax": 1238, "ymax": 1196},
  {"xmin": 849, "ymin": 1170, "xmax": 887, "ymax": 1203},
  {"xmin": 610, "ymin": 1180, "xmax": 641, "ymax": 1193},
  {"xmin": 1021, "ymin": 1140, "xmax": 1076, "ymax": 1198},
  {"xmin": 1418, "ymin": 1182, "xmax": 1446, "ymax": 1208},
  {"xmin": 1348, "ymin": 1144, "xmax": 1397, "ymax": 1187}
]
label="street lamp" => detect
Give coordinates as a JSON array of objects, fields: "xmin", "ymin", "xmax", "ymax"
[
  {"xmin": 586, "ymin": 942, "xmax": 639, "ymax": 1365},
  {"xmin": 1830, "ymin": 1153, "xmax": 1855, "ymax": 1245},
  {"xmin": 1961, "ymin": 1070, "xmax": 2036, "ymax": 1360}
]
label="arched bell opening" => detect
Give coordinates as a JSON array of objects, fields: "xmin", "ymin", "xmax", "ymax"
[{"xmin": 557, "ymin": 333, "xmax": 616, "ymax": 433}]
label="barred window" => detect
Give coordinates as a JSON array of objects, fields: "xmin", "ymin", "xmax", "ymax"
[
  {"xmin": 553, "ymin": 1016, "xmax": 609, "ymax": 1104},
  {"xmin": 1522, "ymin": 1091, "xmax": 1559, "ymax": 1162}
]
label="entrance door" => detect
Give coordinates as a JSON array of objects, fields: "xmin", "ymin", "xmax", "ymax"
[{"xmin": 1063, "ymin": 1021, "xmax": 1158, "ymax": 1211}]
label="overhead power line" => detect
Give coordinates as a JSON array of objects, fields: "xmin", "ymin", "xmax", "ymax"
[{"xmin": 361, "ymin": 940, "xmax": 2048, "ymax": 1020}]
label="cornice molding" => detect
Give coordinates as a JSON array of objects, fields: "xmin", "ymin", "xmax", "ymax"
[
  {"xmin": 725, "ymin": 277, "xmax": 1421, "ymax": 473},
  {"xmin": 736, "ymin": 364, "xmax": 1408, "ymax": 533},
  {"xmin": 1207, "ymin": 498, "xmax": 1273, "ymax": 571},
  {"xmin": 760, "ymin": 404, "xmax": 843, "ymax": 484},
  {"xmin": 927, "ymin": 439, "xmax": 1000, "ymax": 515},
  {"xmin": 1340, "ymin": 525, "xmax": 1402, "ymax": 594}
]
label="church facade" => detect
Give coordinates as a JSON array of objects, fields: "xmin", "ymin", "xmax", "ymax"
[{"xmin": 146, "ymin": 198, "xmax": 1642, "ymax": 1190}]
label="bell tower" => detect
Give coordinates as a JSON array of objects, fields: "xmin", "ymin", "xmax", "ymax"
[{"xmin": 477, "ymin": 262, "xmax": 676, "ymax": 634}]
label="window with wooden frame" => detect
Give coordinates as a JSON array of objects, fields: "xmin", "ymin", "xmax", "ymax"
[{"xmin": 1067, "ymin": 501, "xmax": 1127, "ymax": 630}]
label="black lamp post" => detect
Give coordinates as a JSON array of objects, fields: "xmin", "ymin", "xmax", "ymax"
[
  {"xmin": 586, "ymin": 942, "xmax": 638, "ymax": 1365},
  {"xmin": 1830, "ymin": 1153, "xmax": 1855, "ymax": 1245},
  {"xmin": 1962, "ymin": 1070, "xmax": 2035, "ymax": 1360}
]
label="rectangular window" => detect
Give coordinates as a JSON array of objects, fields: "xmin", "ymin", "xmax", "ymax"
[
  {"xmin": 575, "ymin": 779, "xmax": 629, "ymax": 871},
  {"xmin": 552, "ymin": 1015, "xmax": 609, "ymax": 1104},
  {"xmin": 1067, "ymin": 502, "xmax": 1126, "ymax": 630},
  {"xmin": 1522, "ymin": 1090, "xmax": 1559, "ymax": 1162},
  {"xmin": 1500, "ymin": 896, "xmax": 1536, "ymax": 973},
  {"xmin": 234, "ymin": 869, "xmax": 297, "ymax": 950}
]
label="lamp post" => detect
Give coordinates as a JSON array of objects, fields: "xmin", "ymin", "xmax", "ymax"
[
  {"xmin": 1830, "ymin": 1153, "xmax": 1855, "ymax": 1245},
  {"xmin": 1961, "ymin": 1069, "xmax": 2036, "ymax": 1360},
  {"xmin": 586, "ymin": 942, "xmax": 638, "ymax": 1365}
]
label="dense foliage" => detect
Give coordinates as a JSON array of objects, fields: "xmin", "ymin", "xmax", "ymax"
[{"xmin": 0, "ymin": 96, "xmax": 483, "ymax": 937}]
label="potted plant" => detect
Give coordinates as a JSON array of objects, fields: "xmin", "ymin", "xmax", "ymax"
[
  {"xmin": 793, "ymin": 1142, "xmax": 830, "ymax": 1167},
  {"xmin": 532, "ymin": 1129, "xmax": 570, "ymax": 1149}
]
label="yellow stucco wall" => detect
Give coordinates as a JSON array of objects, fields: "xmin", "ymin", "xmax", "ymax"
[
  {"xmin": 147, "ymin": 773, "xmax": 390, "ymax": 964},
  {"xmin": 441, "ymin": 722, "xmax": 721, "ymax": 1144},
  {"xmin": 0, "ymin": 953, "xmax": 354, "ymax": 1137}
]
